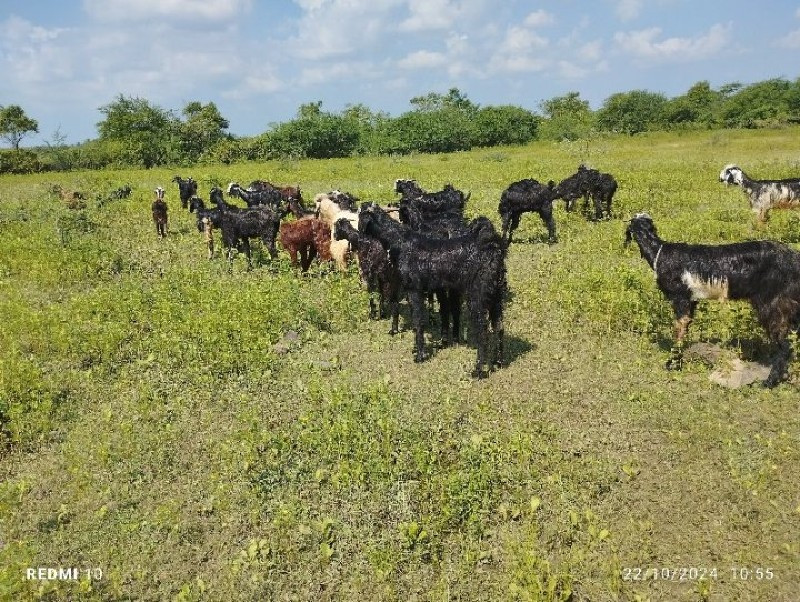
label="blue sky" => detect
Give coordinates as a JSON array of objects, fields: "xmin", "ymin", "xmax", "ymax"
[{"xmin": 1, "ymin": 0, "xmax": 799, "ymax": 145}]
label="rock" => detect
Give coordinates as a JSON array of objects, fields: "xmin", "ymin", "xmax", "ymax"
[
  {"xmin": 710, "ymin": 359, "xmax": 771, "ymax": 389},
  {"xmin": 273, "ymin": 343, "xmax": 290, "ymax": 355},
  {"xmin": 685, "ymin": 342, "xmax": 723, "ymax": 366},
  {"xmin": 282, "ymin": 330, "xmax": 300, "ymax": 343}
]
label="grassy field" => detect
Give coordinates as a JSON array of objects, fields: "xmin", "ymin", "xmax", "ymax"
[{"xmin": 1, "ymin": 128, "xmax": 799, "ymax": 601}]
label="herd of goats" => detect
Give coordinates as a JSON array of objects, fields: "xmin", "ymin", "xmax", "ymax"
[{"xmin": 147, "ymin": 162, "xmax": 800, "ymax": 386}]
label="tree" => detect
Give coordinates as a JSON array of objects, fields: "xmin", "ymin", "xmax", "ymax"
[
  {"xmin": 0, "ymin": 105, "xmax": 39, "ymax": 150},
  {"xmin": 178, "ymin": 101, "xmax": 231, "ymax": 163},
  {"xmin": 96, "ymin": 95, "xmax": 176, "ymax": 167},
  {"xmin": 473, "ymin": 105, "xmax": 539, "ymax": 147},
  {"xmin": 595, "ymin": 90, "xmax": 668, "ymax": 135},
  {"xmin": 720, "ymin": 78, "xmax": 793, "ymax": 128},
  {"xmin": 538, "ymin": 92, "xmax": 594, "ymax": 141},
  {"xmin": 409, "ymin": 88, "xmax": 478, "ymax": 113}
]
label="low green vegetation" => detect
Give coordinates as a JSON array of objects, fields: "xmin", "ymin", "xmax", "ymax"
[
  {"xmin": 3, "ymin": 76, "xmax": 800, "ymax": 173},
  {"xmin": 0, "ymin": 128, "xmax": 798, "ymax": 601}
]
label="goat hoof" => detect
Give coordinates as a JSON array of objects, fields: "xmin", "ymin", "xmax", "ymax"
[
  {"xmin": 471, "ymin": 368, "xmax": 488, "ymax": 379},
  {"xmin": 388, "ymin": 328, "xmax": 399, "ymax": 336},
  {"xmin": 413, "ymin": 355, "xmax": 426, "ymax": 363},
  {"xmin": 440, "ymin": 339, "xmax": 451, "ymax": 349},
  {"xmin": 763, "ymin": 375, "xmax": 782, "ymax": 388}
]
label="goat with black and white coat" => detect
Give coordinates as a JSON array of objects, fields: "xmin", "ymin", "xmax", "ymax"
[
  {"xmin": 719, "ymin": 164, "xmax": 800, "ymax": 223},
  {"xmin": 625, "ymin": 213, "xmax": 800, "ymax": 387}
]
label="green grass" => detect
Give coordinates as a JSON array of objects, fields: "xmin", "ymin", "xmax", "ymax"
[{"xmin": 1, "ymin": 128, "xmax": 799, "ymax": 601}]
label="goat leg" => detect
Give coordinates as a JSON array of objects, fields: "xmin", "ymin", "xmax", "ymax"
[
  {"xmin": 410, "ymin": 290, "xmax": 427, "ymax": 362},
  {"xmin": 764, "ymin": 339, "xmax": 791, "ymax": 388},
  {"xmin": 470, "ymin": 303, "xmax": 488, "ymax": 379},
  {"xmin": 666, "ymin": 313, "xmax": 693, "ymax": 370},
  {"xmin": 490, "ymin": 300, "xmax": 504, "ymax": 369}
]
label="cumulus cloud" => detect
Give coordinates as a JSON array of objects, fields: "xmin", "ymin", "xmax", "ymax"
[
  {"xmin": 399, "ymin": 0, "xmax": 454, "ymax": 31},
  {"xmin": 397, "ymin": 50, "xmax": 447, "ymax": 69},
  {"xmin": 489, "ymin": 24, "xmax": 549, "ymax": 72},
  {"xmin": 83, "ymin": 0, "xmax": 252, "ymax": 21},
  {"xmin": 0, "ymin": 17, "xmax": 73, "ymax": 84},
  {"xmin": 776, "ymin": 30, "xmax": 800, "ymax": 48},
  {"xmin": 615, "ymin": 0, "xmax": 642, "ymax": 21},
  {"xmin": 614, "ymin": 22, "xmax": 732, "ymax": 62},
  {"xmin": 524, "ymin": 10, "xmax": 555, "ymax": 28},
  {"xmin": 776, "ymin": 7, "xmax": 800, "ymax": 47}
]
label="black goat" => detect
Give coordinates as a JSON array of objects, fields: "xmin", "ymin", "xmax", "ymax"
[
  {"xmin": 625, "ymin": 213, "xmax": 800, "ymax": 387},
  {"xmin": 210, "ymin": 187, "xmax": 242, "ymax": 211},
  {"xmin": 719, "ymin": 164, "xmax": 800, "ymax": 223},
  {"xmin": 394, "ymin": 179, "xmax": 425, "ymax": 198},
  {"xmin": 334, "ymin": 218, "xmax": 401, "ymax": 334},
  {"xmin": 172, "ymin": 176, "xmax": 197, "ymax": 210},
  {"xmin": 557, "ymin": 165, "xmax": 617, "ymax": 220},
  {"xmin": 498, "ymin": 179, "xmax": 559, "ymax": 244},
  {"xmin": 359, "ymin": 204, "xmax": 507, "ymax": 377},
  {"xmin": 227, "ymin": 182, "xmax": 284, "ymax": 209},
  {"xmin": 217, "ymin": 201, "xmax": 285, "ymax": 269}
]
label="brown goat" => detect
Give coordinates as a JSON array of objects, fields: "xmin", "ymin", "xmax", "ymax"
[{"xmin": 279, "ymin": 218, "xmax": 332, "ymax": 272}]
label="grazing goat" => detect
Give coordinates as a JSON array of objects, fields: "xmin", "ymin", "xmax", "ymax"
[
  {"xmin": 334, "ymin": 218, "xmax": 401, "ymax": 334},
  {"xmin": 189, "ymin": 197, "xmax": 222, "ymax": 259},
  {"xmin": 227, "ymin": 182, "xmax": 284, "ymax": 209},
  {"xmin": 218, "ymin": 202, "xmax": 285, "ymax": 270},
  {"xmin": 719, "ymin": 164, "xmax": 800, "ymax": 223},
  {"xmin": 498, "ymin": 179, "xmax": 559, "ymax": 244},
  {"xmin": 556, "ymin": 165, "xmax": 617, "ymax": 220},
  {"xmin": 625, "ymin": 213, "xmax": 800, "ymax": 387},
  {"xmin": 279, "ymin": 218, "xmax": 332, "ymax": 272},
  {"xmin": 359, "ymin": 204, "xmax": 507, "ymax": 377},
  {"xmin": 152, "ymin": 187, "xmax": 168, "ymax": 238},
  {"xmin": 172, "ymin": 176, "xmax": 197, "ymax": 209},
  {"xmin": 249, "ymin": 180, "xmax": 304, "ymax": 206},
  {"xmin": 286, "ymin": 196, "xmax": 316, "ymax": 220}
]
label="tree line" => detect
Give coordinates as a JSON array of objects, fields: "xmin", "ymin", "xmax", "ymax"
[{"xmin": 2, "ymin": 77, "xmax": 800, "ymax": 173}]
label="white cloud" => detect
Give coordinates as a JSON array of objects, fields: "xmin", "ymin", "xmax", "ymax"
[
  {"xmin": 399, "ymin": 0, "xmax": 454, "ymax": 31},
  {"xmin": 776, "ymin": 29, "xmax": 800, "ymax": 48},
  {"xmin": 524, "ymin": 10, "xmax": 555, "ymax": 28},
  {"xmin": 397, "ymin": 50, "xmax": 447, "ymax": 69},
  {"xmin": 83, "ymin": 0, "xmax": 252, "ymax": 21},
  {"xmin": 288, "ymin": 0, "xmax": 403, "ymax": 59},
  {"xmin": 614, "ymin": 22, "xmax": 732, "ymax": 62},
  {"xmin": 576, "ymin": 40, "xmax": 603, "ymax": 62},
  {"xmin": 557, "ymin": 60, "xmax": 588, "ymax": 79},
  {"xmin": 489, "ymin": 24, "xmax": 549, "ymax": 72},
  {"xmin": 615, "ymin": 0, "xmax": 642, "ymax": 22}
]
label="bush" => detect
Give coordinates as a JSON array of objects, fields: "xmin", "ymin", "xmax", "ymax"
[
  {"xmin": 0, "ymin": 149, "xmax": 41, "ymax": 174},
  {"xmin": 473, "ymin": 106, "xmax": 540, "ymax": 147}
]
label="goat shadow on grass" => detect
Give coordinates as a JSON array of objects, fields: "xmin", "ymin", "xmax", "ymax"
[{"xmin": 511, "ymin": 232, "xmax": 558, "ymax": 245}]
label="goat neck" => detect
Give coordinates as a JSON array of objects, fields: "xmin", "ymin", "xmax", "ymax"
[{"xmin": 629, "ymin": 225, "xmax": 664, "ymax": 271}]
